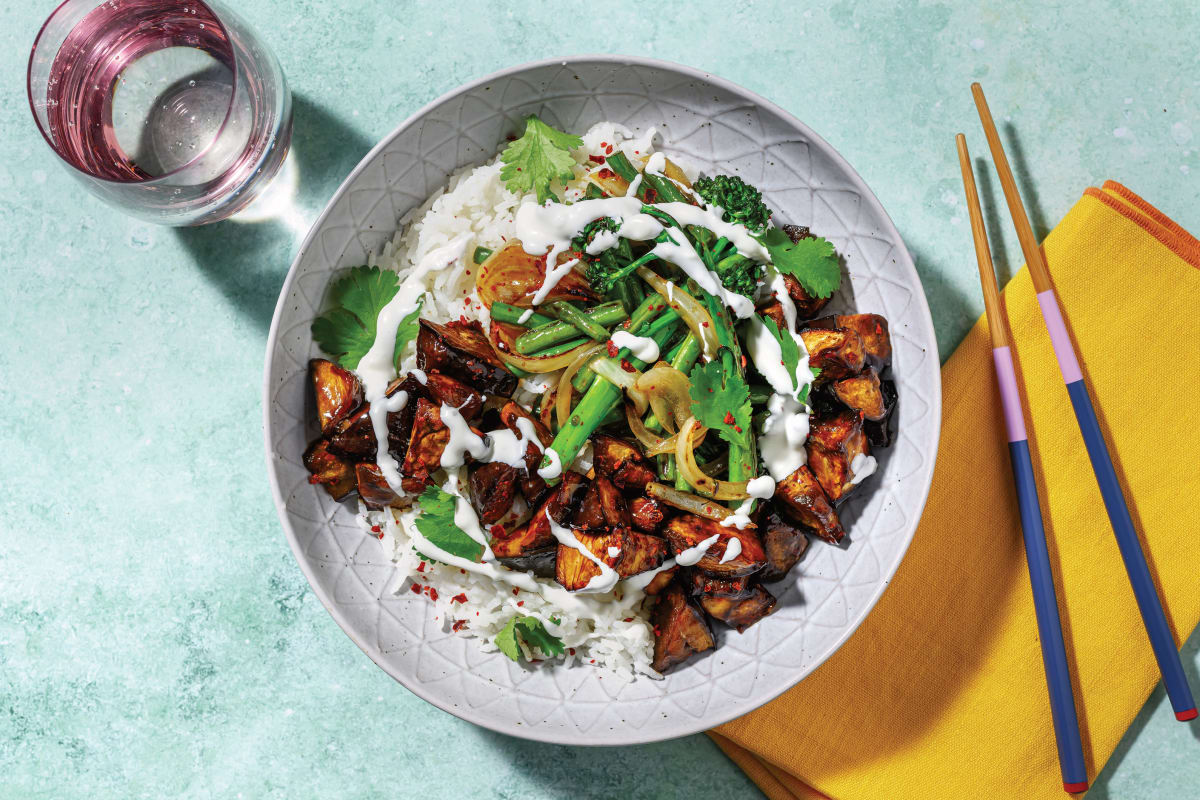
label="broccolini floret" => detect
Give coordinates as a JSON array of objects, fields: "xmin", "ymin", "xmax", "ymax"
[{"xmin": 693, "ymin": 174, "xmax": 772, "ymax": 233}]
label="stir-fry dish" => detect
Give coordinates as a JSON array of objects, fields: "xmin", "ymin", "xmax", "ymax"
[{"xmin": 302, "ymin": 119, "xmax": 897, "ymax": 677}]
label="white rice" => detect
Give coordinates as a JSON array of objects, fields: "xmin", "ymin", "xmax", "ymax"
[{"xmin": 355, "ymin": 122, "xmax": 679, "ymax": 680}]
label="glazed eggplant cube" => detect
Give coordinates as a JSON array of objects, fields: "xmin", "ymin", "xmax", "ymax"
[
  {"xmin": 491, "ymin": 472, "xmax": 587, "ymax": 559},
  {"xmin": 864, "ymin": 378, "xmax": 898, "ymax": 448},
  {"xmin": 780, "ymin": 224, "xmax": 833, "ymax": 320},
  {"xmin": 773, "ymin": 465, "xmax": 844, "ymax": 544},
  {"xmin": 630, "ymin": 496, "xmax": 666, "ymax": 533},
  {"xmin": 555, "ymin": 529, "xmax": 624, "ymax": 591},
  {"xmin": 642, "ymin": 566, "xmax": 678, "ymax": 596},
  {"xmin": 423, "ymin": 372, "xmax": 485, "ymax": 421},
  {"xmin": 836, "ymin": 314, "xmax": 891, "ymax": 371},
  {"xmin": 758, "ymin": 505, "xmax": 811, "ymax": 582},
  {"xmin": 805, "ymin": 409, "xmax": 871, "ymax": 504},
  {"xmin": 355, "ymin": 463, "xmax": 407, "ymax": 509},
  {"xmin": 799, "ymin": 327, "xmax": 866, "ymax": 383},
  {"xmin": 663, "ymin": 514, "xmax": 766, "ymax": 578},
  {"xmin": 416, "ymin": 318, "xmax": 517, "ymax": 396},
  {"xmin": 650, "ymin": 582, "xmax": 716, "ymax": 673},
  {"xmin": 689, "ymin": 571, "xmax": 753, "ymax": 599},
  {"xmin": 615, "ymin": 530, "xmax": 670, "ymax": 578},
  {"xmin": 591, "ymin": 434, "xmax": 657, "ymax": 492},
  {"xmin": 303, "ymin": 438, "xmax": 356, "ymax": 501},
  {"xmin": 832, "ymin": 368, "xmax": 888, "ymax": 421},
  {"xmin": 698, "ymin": 585, "xmax": 777, "ymax": 633},
  {"xmin": 398, "ymin": 398, "xmax": 452, "ymax": 494},
  {"xmin": 468, "ymin": 461, "xmax": 519, "ymax": 524},
  {"xmin": 327, "ymin": 405, "xmax": 375, "ymax": 461},
  {"xmin": 310, "ymin": 358, "xmax": 362, "ymax": 434},
  {"xmin": 574, "ymin": 475, "xmax": 631, "ymax": 531},
  {"xmin": 755, "ymin": 299, "xmax": 788, "ymax": 332}
]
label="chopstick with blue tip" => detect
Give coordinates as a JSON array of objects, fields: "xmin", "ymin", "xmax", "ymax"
[
  {"xmin": 957, "ymin": 134, "xmax": 1090, "ymax": 795},
  {"xmin": 971, "ymin": 82, "xmax": 1198, "ymax": 724}
]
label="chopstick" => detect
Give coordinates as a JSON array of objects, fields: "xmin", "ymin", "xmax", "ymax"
[
  {"xmin": 971, "ymin": 83, "xmax": 1199, "ymax": 724},
  {"xmin": 956, "ymin": 134, "xmax": 1089, "ymax": 795}
]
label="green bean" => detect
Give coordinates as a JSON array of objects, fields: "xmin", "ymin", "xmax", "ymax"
[
  {"xmin": 548, "ymin": 301, "xmax": 611, "ymax": 342},
  {"xmin": 604, "ymin": 151, "xmax": 640, "ymax": 183},
  {"xmin": 584, "ymin": 183, "xmax": 606, "ymax": 199},
  {"xmin": 490, "ymin": 302, "xmax": 554, "ymax": 328},
  {"xmin": 527, "ymin": 337, "xmax": 589, "ymax": 358},
  {"xmin": 572, "ymin": 309, "xmax": 681, "ymax": 393},
  {"xmin": 473, "ymin": 246, "xmax": 493, "ymax": 264},
  {"xmin": 513, "ymin": 301, "xmax": 627, "ymax": 354}
]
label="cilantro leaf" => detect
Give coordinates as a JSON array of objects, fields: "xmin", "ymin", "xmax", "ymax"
[
  {"xmin": 312, "ymin": 266, "xmax": 401, "ymax": 369},
  {"xmin": 689, "ymin": 356, "xmax": 752, "ymax": 448},
  {"xmin": 500, "ymin": 116, "xmax": 583, "ymax": 204},
  {"xmin": 495, "ymin": 616, "xmax": 566, "ymax": 662},
  {"xmin": 757, "ymin": 227, "xmax": 842, "ymax": 300},
  {"xmin": 763, "ymin": 316, "xmax": 801, "ymax": 392},
  {"xmin": 413, "ymin": 486, "xmax": 485, "ymax": 563},
  {"xmin": 393, "ymin": 297, "xmax": 424, "ymax": 369}
]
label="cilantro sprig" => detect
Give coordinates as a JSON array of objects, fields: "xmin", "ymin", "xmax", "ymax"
[
  {"xmin": 413, "ymin": 486, "xmax": 485, "ymax": 563},
  {"xmin": 757, "ymin": 228, "xmax": 842, "ymax": 300},
  {"xmin": 500, "ymin": 116, "xmax": 583, "ymax": 204},
  {"xmin": 763, "ymin": 317, "xmax": 802, "ymax": 393},
  {"xmin": 311, "ymin": 266, "xmax": 424, "ymax": 370},
  {"xmin": 689, "ymin": 357, "xmax": 752, "ymax": 448},
  {"xmin": 495, "ymin": 616, "xmax": 566, "ymax": 662}
]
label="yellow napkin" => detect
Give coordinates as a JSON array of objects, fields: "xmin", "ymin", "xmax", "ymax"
[{"xmin": 709, "ymin": 181, "xmax": 1200, "ymax": 800}]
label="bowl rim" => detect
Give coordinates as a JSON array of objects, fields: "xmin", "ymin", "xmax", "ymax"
[{"xmin": 262, "ymin": 54, "xmax": 942, "ymax": 744}]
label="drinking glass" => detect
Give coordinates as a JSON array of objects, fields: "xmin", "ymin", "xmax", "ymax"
[{"xmin": 28, "ymin": 0, "xmax": 293, "ymax": 226}]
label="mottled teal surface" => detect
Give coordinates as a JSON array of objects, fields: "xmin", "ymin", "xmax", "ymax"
[{"xmin": 2, "ymin": 1, "xmax": 1197, "ymax": 798}]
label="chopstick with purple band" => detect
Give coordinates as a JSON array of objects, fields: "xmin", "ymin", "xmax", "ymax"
[
  {"xmin": 957, "ymin": 134, "xmax": 1089, "ymax": 795},
  {"xmin": 971, "ymin": 83, "xmax": 1198, "ymax": 724}
]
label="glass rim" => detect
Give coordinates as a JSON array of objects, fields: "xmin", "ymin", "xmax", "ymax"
[{"xmin": 26, "ymin": 0, "xmax": 241, "ymax": 186}]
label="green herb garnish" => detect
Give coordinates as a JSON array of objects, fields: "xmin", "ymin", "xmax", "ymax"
[
  {"xmin": 757, "ymin": 228, "xmax": 842, "ymax": 299},
  {"xmin": 689, "ymin": 358, "xmax": 752, "ymax": 448},
  {"xmin": 495, "ymin": 616, "xmax": 566, "ymax": 662},
  {"xmin": 500, "ymin": 116, "xmax": 583, "ymax": 204},
  {"xmin": 413, "ymin": 486, "xmax": 484, "ymax": 563}
]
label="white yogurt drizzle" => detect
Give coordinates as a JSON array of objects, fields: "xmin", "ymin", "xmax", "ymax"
[
  {"xmin": 675, "ymin": 533, "xmax": 721, "ymax": 566},
  {"xmin": 849, "ymin": 453, "xmax": 878, "ymax": 486},
  {"xmin": 719, "ymin": 537, "xmax": 743, "ymax": 563},
  {"xmin": 357, "ymin": 235, "xmax": 471, "ymax": 494},
  {"xmin": 536, "ymin": 448, "xmax": 563, "ymax": 481},
  {"xmin": 609, "ymin": 330, "xmax": 660, "ymax": 362},
  {"xmin": 438, "ymin": 402, "xmax": 491, "ymax": 468},
  {"xmin": 544, "ymin": 510, "xmax": 620, "ymax": 593},
  {"xmin": 720, "ymin": 475, "xmax": 777, "ymax": 530},
  {"xmin": 485, "ymin": 417, "xmax": 545, "ymax": 469}
]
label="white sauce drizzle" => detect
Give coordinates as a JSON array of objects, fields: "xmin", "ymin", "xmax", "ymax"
[
  {"xmin": 719, "ymin": 477, "xmax": 775, "ymax": 530},
  {"xmin": 536, "ymin": 448, "xmax": 563, "ymax": 481},
  {"xmin": 609, "ymin": 330, "xmax": 660, "ymax": 362},
  {"xmin": 624, "ymin": 558, "xmax": 677, "ymax": 591},
  {"xmin": 720, "ymin": 499, "xmax": 755, "ymax": 530},
  {"xmin": 438, "ymin": 402, "xmax": 491, "ymax": 468},
  {"xmin": 410, "ymin": 368, "xmax": 428, "ymax": 385},
  {"xmin": 545, "ymin": 510, "xmax": 620, "ymax": 593},
  {"xmin": 606, "ymin": 546, "xmax": 622, "ymax": 558},
  {"xmin": 759, "ymin": 393, "xmax": 810, "ymax": 482},
  {"xmin": 850, "ymin": 453, "xmax": 878, "ymax": 486},
  {"xmin": 485, "ymin": 417, "xmax": 544, "ymax": 469},
  {"xmin": 517, "ymin": 308, "xmax": 534, "ymax": 324},
  {"xmin": 675, "ymin": 533, "xmax": 721, "ymax": 566},
  {"xmin": 356, "ymin": 235, "xmax": 470, "ymax": 494},
  {"xmin": 719, "ymin": 536, "xmax": 743, "ymax": 563}
]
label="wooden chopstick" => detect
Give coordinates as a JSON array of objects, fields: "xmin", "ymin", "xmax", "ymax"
[
  {"xmin": 956, "ymin": 133, "xmax": 1089, "ymax": 795},
  {"xmin": 970, "ymin": 83, "xmax": 1198, "ymax": 723}
]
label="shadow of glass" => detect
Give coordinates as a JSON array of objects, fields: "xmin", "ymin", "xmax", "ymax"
[{"xmin": 175, "ymin": 93, "xmax": 374, "ymax": 334}]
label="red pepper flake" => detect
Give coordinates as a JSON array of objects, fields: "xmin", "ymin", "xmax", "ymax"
[
  {"xmin": 416, "ymin": 561, "xmax": 426, "ymax": 573},
  {"xmin": 600, "ymin": 141, "xmax": 608, "ymax": 148},
  {"xmin": 376, "ymin": 532, "xmax": 384, "ymax": 539},
  {"xmin": 568, "ymin": 647, "xmax": 576, "ymax": 656},
  {"xmin": 451, "ymin": 593, "xmax": 468, "ymax": 604},
  {"xmin": 512, "ymin": 587, "xmax": 520, "ymax": 595},
  {"xmin": 427, "ymin": 587, "xmax": 439, "ymax": 601},
  {"xmin": 307, "ymin": 475, "xmax": 321, "ymax": 485},
  {"xmin": 741, "ymin": 355, "xmax": 747, "ymax": 369},
  {"xmin": 370, "ymin": 525, "xmax": 381, "ymax": 533},
  {"xmin": 452, "ymin": 620, "xmax": 468, "ymax": 632},
  {"xmin": 620, "ymin": 358, "xmax": 636, "ymax": 373},
  {"xmin": 623, "ymin": 617, "xmax": 634, "ymax": 623},
  {"xmin": 643, "ymin": 187, "xmax": 658, "ymax": 203},
  {"xmin": 588, "ymin": 154, "xmax": 606, "ymax": 164},
  {"xmin": 590, "ymin": 659, "xmax": 596, "ymax": 664},
  {"xmin": 605, "ymin": 144, "xmax": 614, "ymax": 155},
  {"xmin": 489, "ymin": 524, "xmax": 505, "ymax": 537},
  {"xmin": 597, "ymin": 168, "xmax": 615, "ymax": 179},
  {"xmin": 701, "ymin": 321, "xmax": 710, "ymax": 328},
  {"xmin": 606, "ymin": 340, "xmax": 619, "ymax": 358},
  {"xmin": 409, "ymin": 583, "xmax": 421, "ymax": 594},
  {"xmin": 875, "ymin": 322, "xmax": 884, "ymax": 335},
  {"xmin": 734, "ymin": 425, "xmax": 743, "ymax": 433},
  {"xmin": 723, "ymin": 412, "xmax": 735, "ymax": 425},
  {"xmin": 460, "ymin": 569, "xmax": 466, "ymax": 574},
  {"xmin": 517, "ymin": 601, "xmax": 525, "ymax": 607}
]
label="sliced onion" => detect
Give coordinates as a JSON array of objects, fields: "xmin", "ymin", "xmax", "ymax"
[
  {"xmin": 490, "ymin": 321, "xmax": 594, "ymax": 373},
  {"xmin": 635, "ymin": 363, "xmax": 692, "ymax": 434},
  {"xmin": 675, "ymin": 416, "xmax": 750, "ymax": 500},
  {"xmin": 476, "ymin": 241, "xmax": 597, "ymax": 308},
  {"xmin": 645, "ymin": 482, "xmax": 734, "ymax": 523},
  {"xmin": 624, "ymin": 404, "xmax": 707, "ymax": 457},
  {"xmin": 556, "ymin": 343, "xmax": 604, "ymax": 430},
  {"xmin": 590, "ymin": 357, "xmax": 648, "ymax": 415},
  {"xmin": 636, "ymin": 267, "xmax": 719, "ymax": 360}
]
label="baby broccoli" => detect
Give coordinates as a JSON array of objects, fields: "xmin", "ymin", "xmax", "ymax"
[
  {"xmin": 693, "ymin": 174, "xmax": 772, "ymax": 233},
  {"xmin": 571, "ymin": 216, "xmax": 621, "ymax": 255}
]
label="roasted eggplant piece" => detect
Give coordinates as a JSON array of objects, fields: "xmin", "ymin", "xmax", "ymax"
[
  {"xmin": 491, "ymin": 472, "xmax": 587, "ymax": 559},
  {"xmin": 689, "ymin": 571, "xmax": 753, "ymax": 599},
  {"xmin": 555, "ymin": 529, "xmax": 625, "ymax": 591},
  {"xmin": 630, "ymin": 496, "xmax": 666, "ymax": 533},
  {"xmin": 650, "ymin": 582, "xmax": 715, "ymax": 673},
  {"xmin": 832, "ymin": 368, "xmax": 888, "ymax": 421},
  {"xmin": 303, "ymin": 439, "xmax": 356, "ymax": 501},
  {"xmin": 780, "ymin": 224, "xmax": 834, "ymax": 319},
  {"xmin": 615, "ymin": 530, "xmax": 670, "ymax": 577},
  {"xmin": 699, "ymin": 584, "xmax": 777, "ymax": 633},
  {"xmin": 575, "ymin": 475, "xmax": 631, "ymax": 531},
  {"xmin": 423, "ymin": 372, "xmax": 485, "ymax": 421},
  {"xmin": 663, "ymin": 514, "xmax": 767, "ymax": 578},
  {"xmin": 773, "ymin": 465, "xmax": 845, "ymax": 544},
  {"xmin": 864, "ymin": 378, "xmax": 898, "ymax": 448},
  {"xmin": 468, "ymin": 461, "xmax": 519, "ymax": 524},
  {"xmin": 755, "ymin": 299, "xmax": 788, "ymax": 332},
  {"xmin": 758, "ymin": 506, "xmax": 810, "ymax": 582},
  {"xmin": 327, "ymin": 373, "xmax": 426, "ymax": 461},
  {"xmin": 806, "ymin": 409, "xmax": 871, "ymax": 504},
  {"xmin": 497, "ymin": 401, "xmax": 555, "ymax": 501},
  {"xmin": 355, "ymin": 463, "xmax": 407, "ymax": 509},
  {"xmin": 398, "ymin": 398, "xmax": 452, "ymax": 494},
  {"xmin": 591, "ymin": 434, "xmax": 656, "ymax": 492},
  {"xmin": 310, "ymin": 358, "xmax": 362, "ymax": 434},
  {"xmin": 642, "ymin": 566, "xmax": 678, "ymax": 595},
  {"xmin": 799, "ymin": 326, "xmax": 866, "ymax": 383},
  {"xmin": 416, "ymin": 318, "xmax": 517, "ymax": 396},
  {"xmin": 807, "ymin": 313, "xmax": 891, "ymax": 372}
]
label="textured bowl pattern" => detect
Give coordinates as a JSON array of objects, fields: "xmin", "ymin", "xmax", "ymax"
[{"xmin": 264, "ymin": 57, "xmax": 941, "ymax": 744}]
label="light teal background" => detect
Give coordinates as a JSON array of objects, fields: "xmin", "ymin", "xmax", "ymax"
[{"xmin": 2, "ymin": 1, "xmax": 1197, "ymax": 798}]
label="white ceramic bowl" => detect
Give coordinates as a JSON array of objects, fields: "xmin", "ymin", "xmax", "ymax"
[{"xmin": 263, "ymin": 56, "xmax": 941, "ymax": 744}]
